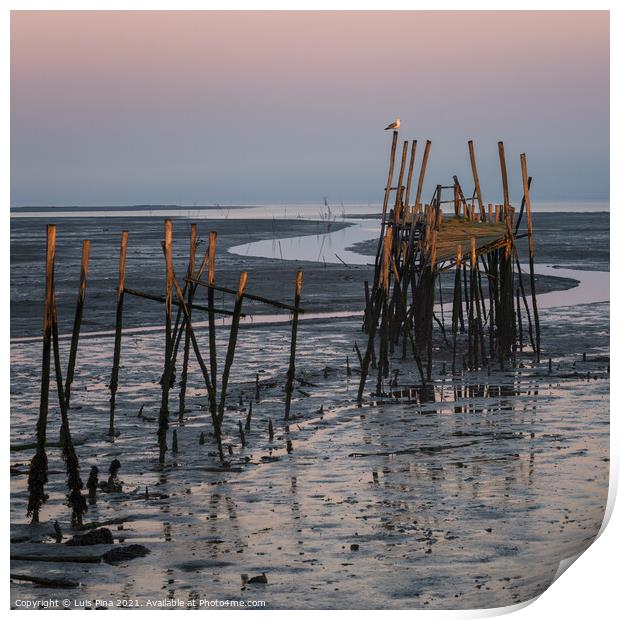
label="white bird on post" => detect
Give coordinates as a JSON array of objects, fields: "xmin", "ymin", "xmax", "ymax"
[{"xmin": 384, "ymin": 118, "xmax": 400, "ymax": 130}]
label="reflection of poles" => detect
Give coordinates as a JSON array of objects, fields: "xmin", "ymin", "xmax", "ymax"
[
  {"xmin": 284, "ymin": 271, "xmax": 303, "ymax": 420},
  {"xmin": 27, "ymin": 224, "xmax": 56, "ymax": 523},
  {"xmin": 109, "ymin": 231, "xmax": 128, "ymax": 437},
  {"xmin": 451, "ymin": 245, "xmax": 463, "ymax": 374},
  {"xmin": 520, "ymin": 154, "xmax": 541, "ymax": 362}
]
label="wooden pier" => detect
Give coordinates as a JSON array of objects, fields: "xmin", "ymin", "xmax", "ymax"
[{"xmin": 358, "ymin": 132, "xmax": 541, "ymax": 401}]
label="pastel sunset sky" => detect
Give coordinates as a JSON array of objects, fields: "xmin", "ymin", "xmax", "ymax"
[{"xmin": 11, "ymin": 10, "xmax": 609, "ymax": 206}]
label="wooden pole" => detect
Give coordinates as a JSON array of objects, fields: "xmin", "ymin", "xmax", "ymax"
[
  {"xmin": 178, "ymin": 224, "xmax": 197, "ymax": 418},
  {"xmin": 520, "ymin": 153, "xmax": 541, "ymax": 361},
  {"xmin": 27, "ymin": 224, "xmax": 56, "ymax": 523},
  {"xmin": 451, "ymin": 244, "xmax": 462, "ymax": 374},
  {"xmin": 207, "ymin": 231, "xmax": 218, "ymax": 392},
  {"xmin": 64, "ymin": 240, "xmax": 90, "ymax": 408},
  {"xmin": 51, "ymin": 302, "xmax": 87, "ymax": 527},
  {"xmin": 168, "ymin": 267, "xmax": 220, "ymax": 459},
  {"xmin": 217, "ymin": 272, "xmax": 248, "ymax": 425},
  {"xmin": 415, "ymin": 140, "xmax": 432, "ymax": 207},
  {"xmin": 284, "ymin": 271, "xmax": 303, "ymax": 420},
  {"xmin": 468, "ymin": 140, "xmax": 485, "ymax": 221},
  {"xmin": 108, "ymin": 231, "xmax": 128, "ymax": 437},
  {"xmin": 394, "ymin": 141, "xmax": 409, "ymax": 222},
  {"xmin": 404, "ymin": 140, "xmax": 417, "ymax": 209},
  {"xmin": 158, "ymin": 220, "xmax": 174, "ymax": 463},
  {"xmin": 498, "ymin": 141, "xmax": 510, "ymax": 215},
  {"xmin": 382, "ymin": 131, "xmax": 399, "ymax": 221}
]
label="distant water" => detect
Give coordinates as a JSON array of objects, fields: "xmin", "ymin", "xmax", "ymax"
[{"xmin": 9, "ymin": 200, "xmax": 609, "ymax": 220}]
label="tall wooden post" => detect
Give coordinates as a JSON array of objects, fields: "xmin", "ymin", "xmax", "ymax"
[
  {"xmin": 108, "ymin": 231, "xmax": 128, "ymax": 437},
  {"xmin": 498, "ymin": 141, "xmax": 510, "ymax": 218},
  {"xmin": 158, "ymin": 220, "xmax": 174, "ymax": 463},
  {"xmin": 404, "ymin": 140, "xmax": 417, "ymax": 209},
  {"xmin": 178, "ymin": 224, "xmax": 197, "ymax": 418},
  {"xmin": 217, "ymin": 272, "xmax": 248, "ymax": 425},
  {"xmin": 207, "ymin": 232, "xmax": 218, "ymax": 396},
  {"xmin": 284, "ymin": 271, "xmax": 303, "ymax": 420},
  {"xmin": 415, "ymin": 140, "xmax": 432, "ymax": 207},
  {"xmin": 394, "ymin": 140, "xmax": 409, "ymax": 222},
  {"xmin": 51, "ymin": 301, "xmax": 87, "ymax": 527},
  {"xmin": 468, "ymin": 140, "xmax": 486, "ymax": 221},
  {"xmin": 27, "ymin": 224, "xmax": 56, "ymax": 523},
  {"xmin": 64, "ymin": 239, "xmax": 90, "ymax": 408},
  {"xmin": 382, "ymin": 131, "xmax": 399, "ymax": 222},
  {"xmin": 520, "ymin": 153, "xmax": 541, "ymax": 361}
]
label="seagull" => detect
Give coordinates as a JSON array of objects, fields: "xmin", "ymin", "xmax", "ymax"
[{"xmin": 384, "ymin": 118, "xmax": 400, "ymax": 130}]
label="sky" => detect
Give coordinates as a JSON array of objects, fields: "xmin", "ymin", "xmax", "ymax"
[{"xmin": 10, "ymin": 10, "xmax": 609, "ymax": 207}]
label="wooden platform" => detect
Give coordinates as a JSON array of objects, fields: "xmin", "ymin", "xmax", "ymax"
[{"xmin": 434, "ymin": 216, "xmax": 509, "ymax": 264}]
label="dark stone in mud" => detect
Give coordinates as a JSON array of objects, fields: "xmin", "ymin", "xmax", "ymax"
[
  {"xmin": 350, "ymin": 543, "xmax": 360, "ymax": 551},
  {"xmin": 102, "ymin": 544, "xmax": 150, "ymax": 564},
  {"xmin": 247, "ymin": 572, "xmax": 268, "ymax": 584},
  {"xmin": 66, "ymin": 528, "xmax": 113, "ymax": 546}
]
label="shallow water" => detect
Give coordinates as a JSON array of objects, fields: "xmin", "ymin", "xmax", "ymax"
[{"xmin": 10, "ymin": 308, "xmax": 609, "ymax": 609}]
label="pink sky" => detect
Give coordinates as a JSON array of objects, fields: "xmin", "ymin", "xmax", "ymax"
[{"xmin": 11, "ymin": 11, "xmax": 609, "ymax": 205}]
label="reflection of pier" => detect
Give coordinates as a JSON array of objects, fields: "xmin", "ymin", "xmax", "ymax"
[{"xmin": 359, "ymin": 132, "xmax": 542, "ymax": 402}]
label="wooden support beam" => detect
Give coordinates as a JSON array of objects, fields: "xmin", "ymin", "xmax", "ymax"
[{"xmin": 187, "ymin": 277, "xmax": 305, "ymax": 314}]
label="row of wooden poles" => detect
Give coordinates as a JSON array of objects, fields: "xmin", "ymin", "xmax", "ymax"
[
  {"xmin": 357, "ymin": 132, "xmax": 541, "ymax": 403},
  {"xmin": 26, "ymin": 220, "xmax": 304, "ymax": 526}
]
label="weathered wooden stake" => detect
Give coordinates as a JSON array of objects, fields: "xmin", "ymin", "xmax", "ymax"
[
  {"xmin": 468, "ymin": 140, "xmax": 485, "ymax": 221},
  {"xmin": 27, "ymin": 224, "xmax": 56, "ymax": 523},
  {"xmin": 158, "ymin": 221, "xmax": 174, "ymax": 463},
  {"xmin": 109, "ymin": 231, "xmax": 128, "ymax": 437},
  {"xmin": 207, "ymin": 232, "xmax": 218, "ymax": 391},
  {"xmin": 520, "ymin": 153, "xmax": 541, "ymax": 361},
  {"xmin": 178, "ymin": 224, "xmax": 197, "ymax": 418},
  {"xmin": 217, "ymin": 272, "xmax": 248, "ymax": 425},
  {"xmin": 64, "ymin": 240, "xmax": 90, "ymax": 408},
  {"xmin": 284, "ymin": 271, "xmax": 303, "ymax": 420},
  {"xmin": 415, "ymin": 140, "xmax": 432, "ymax": 207}
]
